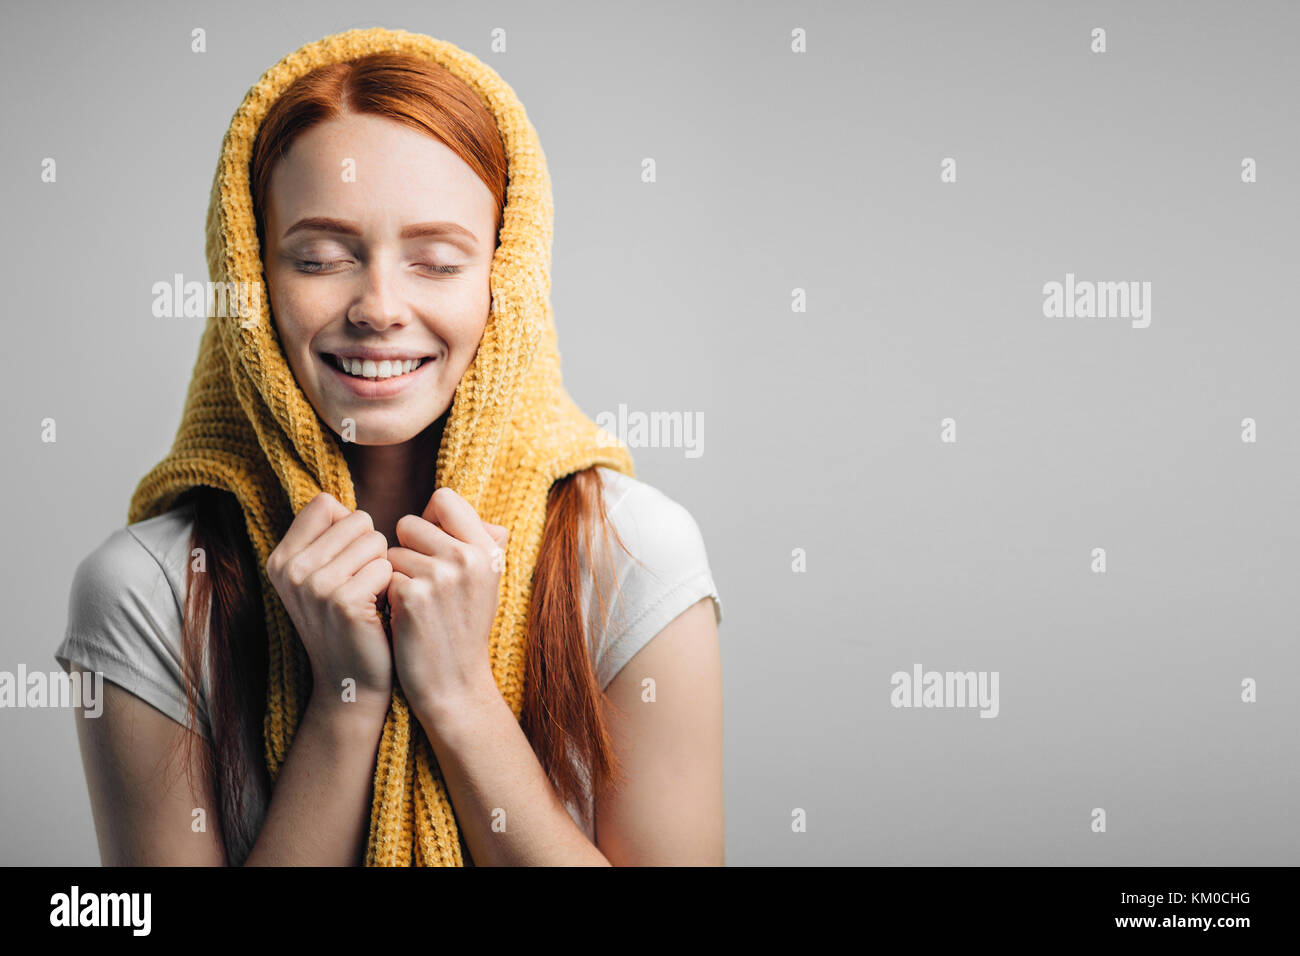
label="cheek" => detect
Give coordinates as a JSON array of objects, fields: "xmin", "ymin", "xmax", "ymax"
[
  {"xmin": 267, "ymin": 268, "xmax": 336, "ymax": 351},
  {"xmin": 447, "ymin": 312, "xmax": 490, "ymax": 372},
  {"xmin": 446, "ymin": 278, "xmax": 492, "ymax": 348}
]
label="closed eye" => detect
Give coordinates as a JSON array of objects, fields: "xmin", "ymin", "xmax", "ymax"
[
  {"xmin": 292, "ymin": 259, "xmax": 461, "ymax": 276},
  {"xmin": 295, "ymin": 259, "xmax": 346, "ymax": 274}
]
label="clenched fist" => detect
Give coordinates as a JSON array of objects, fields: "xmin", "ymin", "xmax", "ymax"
[{"xmin": 385, "ymin": 486, "xmax": 508, "ymax": 725}]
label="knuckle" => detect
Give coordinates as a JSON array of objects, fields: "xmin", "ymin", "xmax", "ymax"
[
  {"xmin": 284, "ymin": 555, "xmax": 311, "ymax": 588},
  {"xmin": 431, "ymin": 563, "xmax": 459, "ymax": 590},
  {"xmin": 406, "ymin": 575, "xmax": 436, "ymax": 603},
  {"xmin": 305, "ymin": 569, "xmax": 331, "ymax": 602}
]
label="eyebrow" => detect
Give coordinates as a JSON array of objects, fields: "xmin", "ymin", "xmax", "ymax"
[{"xmin": 282, "ymin": 217, "xmax": 479, "ymax": 247}]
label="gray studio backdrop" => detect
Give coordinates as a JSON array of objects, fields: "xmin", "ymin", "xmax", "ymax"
[{"xmin": 2, "ymin": 0, "xmax": 1297, "ymax": 865}]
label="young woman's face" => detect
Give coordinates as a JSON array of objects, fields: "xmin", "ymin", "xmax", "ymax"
[{"xmin": 262, "ymin": 112, "xmax": 498, "ymax": 445}]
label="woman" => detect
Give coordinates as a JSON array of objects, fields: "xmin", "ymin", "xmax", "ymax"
[{"xmin": 56, "ymin": 28, "xmax": 724, "ymax": 866}]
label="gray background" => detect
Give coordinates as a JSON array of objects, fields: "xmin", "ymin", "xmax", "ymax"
[{"xmin": 2, "ymin": 0, "xmax": 1296, "ymax": 865}]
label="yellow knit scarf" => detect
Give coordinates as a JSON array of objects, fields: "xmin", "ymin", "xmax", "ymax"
[{"xmin": 126, "ymin": 27, "xmax": 635, "ymax": 865}]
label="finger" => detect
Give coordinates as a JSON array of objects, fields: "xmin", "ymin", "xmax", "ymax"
[
  {"xmin": 385, "ymin": 545, "xmax": 433, "ymax": 578},
  {"xmin": 294, "ymin": 509, "xmax": 380, "ymax": 577},
  {"xmin": 309, "ymin": 530, "xmax": 389, "ymax": 596},
  {"xmin": 275, "ymin": 492, "xmax": 350, "ymax": 558},
  {"xmin": 423, "ymin": 487, "xmax": 497, "ymax": 549},
  {"xmin": 394, "ymin": 513, "xmax": 459, "ymax": 558},
  {"xmin": 385, "ymin": 570, "xmax": 413, "ymax": 620},
  {"xmin": 335, "ymin": 555, "xmax": 394, "ymax": 606},
  {"xmin": 481, "ymin": 520, "xmax": 509, "ymax": 550}
]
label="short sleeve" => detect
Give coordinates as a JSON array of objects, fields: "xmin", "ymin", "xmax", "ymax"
[
  {"xmin": 54, "ymin": 523, "xmax": 210, "ymax": 739},
  {"xmin": 582, "ymin": 476, "xmax": 723, "ymax": 690}
]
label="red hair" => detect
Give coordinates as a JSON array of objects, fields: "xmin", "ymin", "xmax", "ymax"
[{"xmin": 174, "ymin": 53, "xmax": 631, "ymax": 864}]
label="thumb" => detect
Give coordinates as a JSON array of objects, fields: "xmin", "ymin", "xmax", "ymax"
[{"xmin": 481, "ymin": 519, "xmax": 509, "ymax": 549}]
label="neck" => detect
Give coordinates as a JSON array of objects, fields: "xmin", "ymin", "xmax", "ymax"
[{"xmin": 341, "ymin": 418, "xmax": 444, "ymax": 545}]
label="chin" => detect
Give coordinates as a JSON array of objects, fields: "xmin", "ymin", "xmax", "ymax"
[{"xmin": 332, "ymin": 412, "xmax": 443, "ymax": 447}]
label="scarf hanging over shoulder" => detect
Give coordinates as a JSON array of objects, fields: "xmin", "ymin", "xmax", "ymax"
[{"xmin": 126, "ymin": 26, "xmax": 635, "ymax": 865}]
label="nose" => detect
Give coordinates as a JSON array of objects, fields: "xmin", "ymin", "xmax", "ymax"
[{"xmin": 347, "ymin": 258, "xmax": 407, "ymax": 331}]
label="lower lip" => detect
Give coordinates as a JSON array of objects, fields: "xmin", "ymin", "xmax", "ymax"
[{"xmin": 323, "ymin": 354, "xmax": 437, "ymax": 398}]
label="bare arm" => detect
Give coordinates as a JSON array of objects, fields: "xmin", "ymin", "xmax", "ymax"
[
  {"xmin": 70, "ymin": 667, "xmax": 388, "ymax": 866},
  {"xmin": 414, "ymin": 596, "xmax": 724, "ymax": 865},
  {"xmin": 70, "ymin": 494, "xmax": 399, "ymax": 865},
  {"xmin": 591, "ymin": 596, "xmax": 725, "ymax": 865},
  {"xmin": 241, "ymin": 696, "xmax": 388, "ymax": 866}
]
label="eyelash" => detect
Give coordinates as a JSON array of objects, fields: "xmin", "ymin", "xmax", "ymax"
[{"xmin": 294, "ymin": 260, "xmax": 462, "ymax": 276}]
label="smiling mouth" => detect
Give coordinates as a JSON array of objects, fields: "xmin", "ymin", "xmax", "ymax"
[{"xmin": 325, "ymin": 354, "xmax": 432, "ymax": 380}]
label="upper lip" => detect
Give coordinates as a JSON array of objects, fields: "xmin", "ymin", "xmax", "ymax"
[{"xmin": 324, "ymin": 348, "xmax": 436, "ymax": 362}]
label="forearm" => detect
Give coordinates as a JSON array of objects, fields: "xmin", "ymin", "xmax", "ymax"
[
  {"xmin": 242, "ymin": 697, "xmax": 387, "ymax": 866},
  {"xmin": 414, "ymin": 685, "xmax": 611, "ymax": 866}
]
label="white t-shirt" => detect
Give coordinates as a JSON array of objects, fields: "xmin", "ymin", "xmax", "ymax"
[{"xmin": 55, "ymin": 466, "xmax": 722, "ymax": 864}]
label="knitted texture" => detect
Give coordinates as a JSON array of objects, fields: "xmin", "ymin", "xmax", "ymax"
[{"xmin": 126, "ymin": 27, "xmax": 635, "ymax": 866}]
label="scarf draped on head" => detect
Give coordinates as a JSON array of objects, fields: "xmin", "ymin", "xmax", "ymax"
[{"xmin": 127, "ymin": 26, "xmax": 635, "ymax": 866}]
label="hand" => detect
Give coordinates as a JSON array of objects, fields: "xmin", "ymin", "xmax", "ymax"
[
  {"xmin": 386, "ymin": 487, "xmax": 509, "ymax": 725},
  {"xmin": 266, "ymin": 493, "xmax": 394, "ymax": 723}
]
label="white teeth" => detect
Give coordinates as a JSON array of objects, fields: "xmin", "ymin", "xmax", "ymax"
[{"xmin": 334, "ymin": 355, "xmax": 425, "ymax": 379}]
